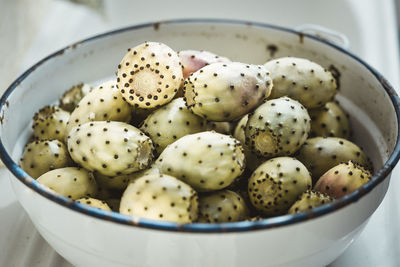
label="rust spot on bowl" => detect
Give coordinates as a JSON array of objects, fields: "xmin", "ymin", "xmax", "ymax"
[
  {"xmin": 328, "ymin": 64, "xmax": 341, "ymax": 91},
  {"xmin": 153, "ymin": 22, "xmax": 161, "ymax": 31},
  {"xmin": 298, "ymin": 32, "xmax": 304, "ymax": 44},
  {"xmin": 266, "ymin": 44, "xmax": 278, "ymax": 58},
  {"xmin": 5, "ymin": 101, "xmax": 9, "ymax": 107}
]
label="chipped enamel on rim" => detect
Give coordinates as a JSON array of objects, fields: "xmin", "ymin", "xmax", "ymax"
[{"xmin": 0, "ymin": 18, "xmax": 399, "ymax": 233}]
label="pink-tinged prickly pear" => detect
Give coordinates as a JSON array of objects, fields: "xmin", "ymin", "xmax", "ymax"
[
  {"xmin": 184, "ymin": 62, "xmax": 273, "ymax": 121},
  {"xmin": 314, "ymin": 161, "xmax": 371, "ymax": 198}
]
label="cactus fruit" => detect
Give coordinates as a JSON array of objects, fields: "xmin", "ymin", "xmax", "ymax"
[
  {"xmin": 32, "ymin": 106, "xmax": 70, "ymax": 142},
  {"xmin": 248, "ymin": 157, "xmax": 312, "ymax": 216},
  {"xmin": 156, "ymin": 131, "xmax": 245, "ymax": 191},
  {"xmin": 20, "ymin": 139, "xmax": 73, "ymax": 179},
  {"xmin": 67, "ymin": 121, "xmax": 154, "ymax": 176},
  {"xmin": 296, "ymin": 137, "xmax": 371, "ymax": 182},
  {"xmin": 184, "ymin": 62, "xmax": 273, "ymax": 121},
  {"xmin": 60, "ymin": 83, "xmax": 92, "ymax": 112},
  {"xmin": 314, "ymin": 161, "xmax": 372, "ymax": 198},
  {"xmin": 178, "ymin": 49, "xmax": 231, "ymax": 79},
  {"xmin": 197, "ymin": 189, "xmax": 249, "ymax": 223},
  {"xmin": 76, "ymin": 197, "xmax": 112, "ymax": 211},
  {"xmin": 66, "ymin": 80, "xmax": 133, "ymax": 135},
  {"xmin": 309, "ymin": 101, "xmax": 350, "ymax": 138},
  {"xmin": 245, "ymin": 96, "xmax": 311, "ymax": 158},
  {"xmin": 206, "ymin": 121, "xmax": 233, "ymax": 135},
  {"xmin": 288, "ymin": 190, "xmax": 334, "ymax": 214},
  {"xmin": 120, "ymin": 174, "xmax": 198, "ymax": 223},
  {"xmin": 233, "ymin": 114, "xmax": 266, "ymax": 171},
  {"xmin": 117, "ymin": 42, "xmax": 183, "ymax": 108},
  {"xmin": 264, "ymin": 57, "xmax": 337, "ymax": 108},
  {"xmin": 140, "ymin": 98, "xmax": 207, "ymax": 155},
  {"xmin": 37, "ymin": 167, "xmax": 97, "ymax": 199}
]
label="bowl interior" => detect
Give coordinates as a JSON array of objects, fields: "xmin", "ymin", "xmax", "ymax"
[{"xmin": 0, "ymin": 20, "xmax": 399, "ymax": 231}]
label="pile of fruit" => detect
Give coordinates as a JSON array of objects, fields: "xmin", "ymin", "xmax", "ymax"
[{"xmin": 20, "ymin": 42, "xmax": 372, "ymax": 223}]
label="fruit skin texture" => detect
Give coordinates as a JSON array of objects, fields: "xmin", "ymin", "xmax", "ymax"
[
  {"xmin": 314, "ymin": 161, "xmax": 372, "ymax": 198},
  {"xmin": 178, "ymin": 49, "xmax": 231, "ymax": 79},
  {"xmin": 288, "ymin": 190, "xmax": 334, "ymax": 214},
  {"xmin": 117, "ymin": 42, "xmax": 183, "ymax": 108},
  {"xmin": 264, "ymin": 57, "xmax": 336, "ymax": 108},
  {"xmin": 140, "ymin": 98, "xmax": 207, "ymax": 155},
  {"xmin": 233, "ymin": 114, "xmax": 266, "ymax": 171},
  {"xmin": 248, "ymin": 157, "xmax": 312, "ymax": 216},
  {"xmin": 20, "ymin": 139, "xmax": 73, "ymax": 179},
  {"xmin": 197, "ymin": 189, "xmax": 249, "ymax": 223},
  {"xmin": 37, "ymin": 167, "xmax": 97, "ymax": 200},
  {"xmin": 296, "ymin": 137, "xmax": 371, "ymax": 183},
  {"xmin": 309, "ymin": 101, "xmax": 351, "ymax": 138},
  {"xmin": 245, "ymin": 96, "xmax": 311, "ymax": 158},
  {"xmin": 66, "ymin": 80, "xmax": 133, "ymax": 136},
  {"xmin": 76, "ymin": 197, "xmax": 112, "ymax": 211},
  {"xmin": 156, "ymin": 131, "xmax": 245, "ymax": 192},
  {"xmin": 59, "ymin": 83, "xmax": 92, "ymax": 112},
  {"xmin": 32, "ymin": 106, "xmax": 70, "ymax": 142},
  {"xmin": 184, "ymin": 62, "xmax": 273, "ymax": 121},
  {"xmin": 67, "ymin": 121, "xmax": 154, "ymax": 176},
  {"xmin": 120, "ymin": 174, "xmax": 198, "ymax": 223}
]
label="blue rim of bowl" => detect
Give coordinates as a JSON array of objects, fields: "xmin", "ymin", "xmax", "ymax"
[{"xmin": 1, "ymin": 18, "xmax": 400, "ymax": 233}]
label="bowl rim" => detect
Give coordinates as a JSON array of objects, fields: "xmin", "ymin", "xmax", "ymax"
[{"xmin": 1, "ymin": 18, "xmax": 400, "ymax": 233}]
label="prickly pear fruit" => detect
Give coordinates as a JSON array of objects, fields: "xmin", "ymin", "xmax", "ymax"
[
  {"xmin": 32, "ymin": 106, "xmax": 70, "ymax": 142},
  {"xmin": 248, "ymin": 157, "xmax": 312, "ymax": 216},
  {"xmin": 314, "ymin": 161, "xmax": 372, "ymax": 198},
  {"xmin": 184, "ymin": 62, "xmax": 273, "ymax": 121},
  {"xmin": 197, "ymin": 189, "xmax": 249, "ymax": 223},
  {"xmin": 245, "ymin": 96, "xmax": 310, "ymax": 157},
  {"xmin": 37, "ymin": 167, "xmax": 97, "ymax": 199},
  {"xmin": 309, "ymin": 101, "xmax": 350, "ymax": 138},
  {"xmin": 67, "ymin": 121, "xmax": 154, "ymax": 176},
  {"xmin": 288, "ymin": 190, "xmax": 334, "ymax": 214},
  {"xmin": 233, "ymin": 114, "xmax": 266, "ymax": 171},
  {"xmin": 206, "ymin": 121, "xmax": 233, "ymax": 135},
  {"xmin": 120, "ymin": 174, "xmax": 198, "ymax": 223},
  {"xmin": 117, "ymin": 42, "xmax": 183, "ymax": 108},
  {"xmin": 296, "ymin": 137, "xmax": 371, "ymax": 182},
  {"xmin": 264, "ymin": 57, "xmax": 336, "ymax": 108},
  {"xmin": 140, "ymin": 98, "xmax": 206, "ymax": 155},
  {"xmin": 60, "ymin": 83, "xmax": 92, "ymax": 112},
  {"xmin": 20, "ymin": 139, "xmax": 73, "ymax": 179},
  {"xmin": 76, "ymin": 197, "xmax": 112, "ymax": 211},
  {"xmin": 156, "ymin": 131, "xmax": 245, "ymax": 191},
  {"xmin": 66, "ymin": 80, "xmax": 133, "ymax": 135},
  {"xmin": 179, "ymin": 49, "xmax": 230, "ymax": 79}
]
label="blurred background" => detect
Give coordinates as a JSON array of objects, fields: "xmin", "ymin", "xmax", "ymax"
[{"xmin": 0, "ymin": 0, "xmax": 400, "ymax": 266}]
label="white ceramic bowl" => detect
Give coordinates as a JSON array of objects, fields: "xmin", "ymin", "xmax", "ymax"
[{"xmin": 1, "ymin": 19, "xmax": 399, "ymax": 267}]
